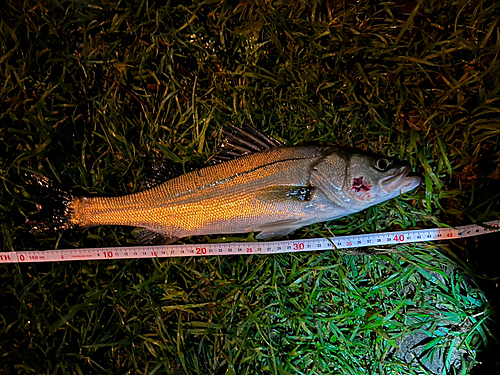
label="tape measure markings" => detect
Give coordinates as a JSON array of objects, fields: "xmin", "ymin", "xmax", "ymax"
[{"xmin": 1, "ymin": 220, "xmax": 499, "ymax": 264}]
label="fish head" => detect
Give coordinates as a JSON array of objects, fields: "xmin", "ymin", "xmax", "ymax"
[{"xmin": 342, "ymin": 153, "xmax": 422, "ymax": 207}]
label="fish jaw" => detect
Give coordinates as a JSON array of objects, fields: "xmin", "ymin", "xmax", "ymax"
[{"xmin": 380, "ymin": 166, "xmax": 422, "ymax": 195}]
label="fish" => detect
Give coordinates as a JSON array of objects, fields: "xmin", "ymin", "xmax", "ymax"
[{"xmin": 26, "ymin": 127, "xmax": 421, "ymax": 244}]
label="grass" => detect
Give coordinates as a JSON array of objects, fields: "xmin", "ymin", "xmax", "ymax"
[{"xmin": 1, "ymin": 0, "xmax": 500, "ymax": 373}]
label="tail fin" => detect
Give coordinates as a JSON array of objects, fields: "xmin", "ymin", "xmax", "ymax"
[{"xmin": 25, "ymin": 173, "xmax": 75, "ymax": 233}]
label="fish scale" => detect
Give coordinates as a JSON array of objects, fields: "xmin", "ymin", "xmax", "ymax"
[{"xmin": 70, "ymin": 146, "xmax": 329, "ymax": 237}]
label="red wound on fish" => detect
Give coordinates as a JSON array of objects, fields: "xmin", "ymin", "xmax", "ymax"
[{"xmin": 351, "ymin": 177, "xmax": 372, "ymax": 192}]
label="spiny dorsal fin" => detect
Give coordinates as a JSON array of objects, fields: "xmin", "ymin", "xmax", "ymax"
[{"xmin": 214, "ymin": 126, "xmax": 284, "ymax": 162}]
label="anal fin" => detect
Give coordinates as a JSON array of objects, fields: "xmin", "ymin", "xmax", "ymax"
[{"xmin": 133, "ymin": 228, "xmax": 179, "ymax": 245}]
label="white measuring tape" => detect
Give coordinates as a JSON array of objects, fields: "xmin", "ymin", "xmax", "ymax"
[{"xmin": 1, "ymin": 220, "xmax": 499, "ymax": 264}]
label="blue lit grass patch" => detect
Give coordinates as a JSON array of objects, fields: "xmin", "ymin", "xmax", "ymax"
[{"xmin": 1, "ymin": 244, "xmax": 490, "ymax": 374}]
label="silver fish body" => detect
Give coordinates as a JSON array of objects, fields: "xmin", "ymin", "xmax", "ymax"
[{"xmin": 67, "ymin": 145, "xmax": 421, "ymax": 242}]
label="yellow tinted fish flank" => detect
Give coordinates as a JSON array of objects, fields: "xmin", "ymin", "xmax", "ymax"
[{"xmin": 70, "ymin": 147, "xmax": 327, "ymax": 239}]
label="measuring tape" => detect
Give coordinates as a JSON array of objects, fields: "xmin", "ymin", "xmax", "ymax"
[{"xmin": 1, "ymin": 220, "xmax": 499, "ymax": 264}]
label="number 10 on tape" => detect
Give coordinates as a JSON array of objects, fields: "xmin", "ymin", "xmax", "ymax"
[{"xmin": 1, "ymin": 220, "xmax": 499, "ymax": 264}]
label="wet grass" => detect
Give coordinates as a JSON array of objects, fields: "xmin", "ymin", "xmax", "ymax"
[{"xmin": 1, "ymin": 0, "xmax": 499, "ymax": 374}]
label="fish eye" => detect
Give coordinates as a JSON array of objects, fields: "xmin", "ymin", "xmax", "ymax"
[{"xmin": 374, "ymin": 158, "xmax": 391, "ymax": 172}]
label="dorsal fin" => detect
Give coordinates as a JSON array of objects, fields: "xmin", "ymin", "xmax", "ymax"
[
  {"xmin": 214, "ymin": 126, "xmax": 284, "ymax": 162},
  {"xmin": 141, "ymin": 160, "xmax": 192, "ymax": 190}
]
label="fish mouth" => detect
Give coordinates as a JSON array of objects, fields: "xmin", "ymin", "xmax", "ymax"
[{"xmin": 380, "ymin": 166, "xmax": 422, "ymax": 193}]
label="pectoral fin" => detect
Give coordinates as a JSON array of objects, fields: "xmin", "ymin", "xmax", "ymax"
[
  {"xmin": 252, "ymin": 218, "xmax": 307, "ymax": 240},
  {"xmin": 254, "ymin": 186, "xmax": 314, "ymax": 203}
]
